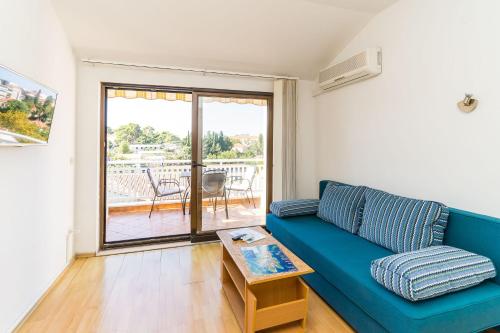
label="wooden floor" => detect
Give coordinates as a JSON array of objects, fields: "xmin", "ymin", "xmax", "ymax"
[
  {"xmin": 17, "ymin": 243, "xmax": 353, "ymax": 333},
  {"xmin": 107, "ymin": 202, "xmax": 266, "ymax": 242}
]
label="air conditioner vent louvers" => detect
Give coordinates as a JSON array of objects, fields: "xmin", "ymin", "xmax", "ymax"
[
  {"xmin": 319, "ymin": 52, "xmax": 367, "ymax": 82},
  {"xmin": 318, "ymin": 48, "xmax": 381, "ymax": 92}
]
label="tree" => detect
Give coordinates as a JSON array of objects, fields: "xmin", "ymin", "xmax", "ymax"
[
  {"xmin": 177, "ymin": 132, "xmax": 192, "ymax": 159},
  {"xmin": 136, "ymin": 126, "xmax": 155, "ymax": 144},
  {"xmin": 112, "ymin": 123, "xmax": 181, "ymax": 145},
  {"xmin": 211, "ymin": 150, "xmax": 238, "ymax": 159},
  {"xmin": 203, "ymin": 131, "xmax": 233, "ymax": 158},
  {"xmin": 119, "ymin": 141, "xmax": 131, "ymax": 154},
  {"xmin": 0, "ymin": 111, "xmax": 46, "ymax": 141},
  {"xmin": 156, "ymin": 131, "xmax": 180, "ymax": 144},
  {"xmin": 115, "ymin": 123, "xmax": 142, "ymax": 145},
  {"xmin": 242, "ymin": 134, "xmax": 264, "ymax": 158},
  {"xmin": 0, "ymin": 100, "xmax": 29, "ymax": 113},
  {"xmin": 33, "ymin": 89, "xmax": 41, "ymax": 106},
  {"xmin": 182, "ymin": 131, "xmax": 191, "ymax": 147},
  {"xmin": 40, "ymin": 96, "xmax": 55, "ymax": 123}
]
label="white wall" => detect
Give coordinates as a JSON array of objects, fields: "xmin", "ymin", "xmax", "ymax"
[
  {"xmin": 75, "ymin": 64, "xmax": 316, "ymax": 254},
  {"xmin": 0, "ymin": 1, "xmax": 76, "ymax": 331},
  {"xmin": 316, "ymin": 0, "xmax": 500, "ymax": 217}
]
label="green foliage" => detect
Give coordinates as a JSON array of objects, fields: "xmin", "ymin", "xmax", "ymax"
[
  {"xmin": 0, "ymin": 111, "xmax": 46, "ymax": 141},
  {"xmin": 138, "ymin": 127, "xmax": 180, "ymax": 145},
  {"xmin": 107, "ymin": 122, "xmax": 263, "ymax": 161},
  {"xmin": 163, "ymin": 131, "xmax": 191, "ymax": 159},
  {"xmin": 113, "ymin": 123, "xmax": 181, "ymax": 146},
  {"xmin": 203, "ymin": 131, "xmax": 233, "ymax": 158},
  {"xmin": 208, "ymin": 150, "xmax": 238, "ymax": 159},
  {"xmin": 0, "ymin": 100, "xmax": 29, "ymax": 113},
  {"xmin": 40, "ymin": 96, "xmax": 55, "ymax": 123},
  {"xmin": 182, "ymin": 131, "xmax": 191, "ymax": 147},
  {"xmin": 3, "ymin": 92, "xmax": 57, "ymax": 124},
  {"xmin": 119, "ymin": 141, "xmax": 131, "ymax": 154},
  {"xmin": 0, "ymin": 94, "xmax": 54, "ymax": 141},
  {"xmin": 114, "ymin": 123, "xmax": 142, "ymax": 145},
  {"xmin": 136, "ymin": 126, "xmax": 156, "ymax": 144},
  {"xmin": 246, "ymin": 134, "xmax": 264, "ymax": 158}
]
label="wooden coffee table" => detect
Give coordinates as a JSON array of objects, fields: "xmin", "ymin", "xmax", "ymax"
[{"xmin": 217, "ymin": 226, "xmax": 314, "ymax": 333}]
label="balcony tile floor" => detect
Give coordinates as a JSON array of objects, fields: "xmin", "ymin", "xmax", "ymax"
[{"xmin": 106, "ymin": 202, "xmax": 266, "ymax": 242}]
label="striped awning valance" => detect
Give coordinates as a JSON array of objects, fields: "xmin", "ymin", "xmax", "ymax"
[
  {"xmin": 107, "ymin": 89, "xmax": 267, "ymax": 106},
  {"xmin": 107, "ymin": 89, "xmax": 191, "ymax": 102}
]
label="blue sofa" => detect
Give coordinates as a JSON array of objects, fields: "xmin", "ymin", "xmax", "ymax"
[{"xmin": 266, "ymin": 180, "xmax": 500, "ymax": 333}]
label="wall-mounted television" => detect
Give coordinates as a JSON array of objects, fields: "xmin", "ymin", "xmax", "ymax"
[{"xmin": 0, "ymin": 65, "xmax": 58, "ymax": 145}]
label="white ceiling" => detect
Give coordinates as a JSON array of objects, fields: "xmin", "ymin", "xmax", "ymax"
[{"xmin": 52, "ymin": 0, "xmax": 396, "ymax": 79}]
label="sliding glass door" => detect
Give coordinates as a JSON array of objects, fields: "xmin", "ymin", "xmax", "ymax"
[
  {"xmin": 102, "ymin": 85, "xmax": 193, "ymax": 246},
  {"xmin": 192, "ymin": 92, "xmax": 273, "ymax": 235},
  {"xmin": 100, "ymin": 84, "xmax": 272, "ymax": 248}
]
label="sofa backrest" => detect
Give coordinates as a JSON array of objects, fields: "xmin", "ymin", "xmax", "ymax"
[
  {"xmin": 319, "ymin": 180, "xmax": 348, "ymax": 198},
  {"xmin": 319, "ymin": 180, "xmax": 500, "ymax": 284}
]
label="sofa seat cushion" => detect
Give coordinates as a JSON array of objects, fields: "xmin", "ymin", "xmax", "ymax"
[
  {"xmin": 358, "ymin": 188, "xmax": 449, "ymax": 253},
  {"xmin": 317, "ymin": 183, "xmax": 367, "ymax": 233},
  {"xmin": 371, "ymin": 246, "xmax": 497, "ymax": 301},
  {"xmin": 269, "ymin": 199, "xmax": 319, "ymax": 218},
  {"xmin": 267, "ymin": 214, "xmax": 500, "ymax": 333}
]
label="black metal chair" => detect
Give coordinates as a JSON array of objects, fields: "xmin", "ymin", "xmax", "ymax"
[
  {"xmin": 202, "ymin": 169, "xmax": 229, "ymax": 219},
  {"xmin": 146, "ymin": 168, "xmax": 186, "ymax": 218}
]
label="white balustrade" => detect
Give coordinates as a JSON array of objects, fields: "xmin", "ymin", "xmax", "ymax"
[{"xmin": 106, "ymin": 159, "xmax": 265, "ymax": 206}]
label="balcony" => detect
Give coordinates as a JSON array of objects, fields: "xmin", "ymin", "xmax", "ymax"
[{"xmin": 106, "ymin": 158, "xmax": 267, "ymax": 242}]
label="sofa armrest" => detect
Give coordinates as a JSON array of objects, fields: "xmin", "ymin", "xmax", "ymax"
[{"xmin": 269, "ymin": 199, "xmax": 320, "ymax": 218}]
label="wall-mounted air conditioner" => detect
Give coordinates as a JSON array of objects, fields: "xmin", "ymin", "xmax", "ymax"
[{"xmin": 317, "ymin": 48, "xmax": 381, "ymax": 92}]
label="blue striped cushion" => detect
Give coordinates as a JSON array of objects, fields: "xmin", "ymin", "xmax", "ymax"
[
  {"xmin": 316, "ymin": 183, "xmax": 367, "ymax": 233},
  {"xmin": 269, "ymin": 199, "xmax": 319, "ymax": 218},
  {"xmin": 431, "ymin": 205, "xmax": 449, "ymax": 246},
  {"xmin": 371, "ymin": 246, "xmax": 497, "ymax": 301},
  {"xmin": 358, "ymin": 189, "xmax": 449, "ymax": 253}
]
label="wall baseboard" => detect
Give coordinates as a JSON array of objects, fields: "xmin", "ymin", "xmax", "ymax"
[
  {"xmin": 12, "ymin": 257, "xmax": 76, "ymax": 333},
  {"xmin": 75, "ymin": 252, "xmax": 96, "ymax": 258}
]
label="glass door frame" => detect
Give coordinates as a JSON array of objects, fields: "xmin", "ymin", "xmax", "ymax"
[
  {"xmin": 190, "ymin": 91, "xmax": 274, "ymax": 242},
  {"xmin": 99, "ymin": 82, "xmax": 273, "ymax": 249}
]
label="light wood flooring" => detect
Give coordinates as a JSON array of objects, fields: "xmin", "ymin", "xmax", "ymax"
[{"xmin": 17, "ymin": 243, "xmax": 353, "ymax": 333}]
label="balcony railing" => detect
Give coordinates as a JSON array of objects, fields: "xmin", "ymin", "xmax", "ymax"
[{"xmin": 106, "ymin": 158, "xmax": 265, "ymax": 206}]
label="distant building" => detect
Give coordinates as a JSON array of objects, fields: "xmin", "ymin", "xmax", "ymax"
[
  {"xmin": 5, "ymin": 83, "xmax": 24, "ymax": 100},
  {"xmin": 232, "ymin": 143, "xmax": 247, "ymax": 153},
  {"xmin": 0, "ymin": 85, "xmax": 9, "ymax": 102},
  {"xmin": 232, "ymin": 134, "xmax": 258, "ymax": 146},
  {"xmin": 129, "ymin": 143, "xmax": 177, "ymax": 153}
]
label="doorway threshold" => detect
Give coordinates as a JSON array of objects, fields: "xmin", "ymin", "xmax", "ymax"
[{"xmin": 97, "ymin": 239, "xmax": 220, "ymax": 257}]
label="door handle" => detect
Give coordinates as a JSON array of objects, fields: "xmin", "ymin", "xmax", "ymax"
[{"xmin": 191, "ymin": 161, "xmax": 207, "ymax": 168}]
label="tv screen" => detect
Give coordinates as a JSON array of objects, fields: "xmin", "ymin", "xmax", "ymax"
[{"xmin": 0, "ymin": 65, "xmax": 58, "ymax": 145}]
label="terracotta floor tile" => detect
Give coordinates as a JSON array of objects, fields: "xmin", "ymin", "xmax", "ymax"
[{"xmin": 106, "ymin": 203, "xmax": 265, "ymax": 242}]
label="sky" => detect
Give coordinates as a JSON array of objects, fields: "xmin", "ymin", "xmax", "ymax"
[
  {"xmin": 0, "ymin": 66, "xmax": 57, "ymax": 97},
  {"xmin": 107, "ymin": 97, "xmax": 267, "ymax": 137}
]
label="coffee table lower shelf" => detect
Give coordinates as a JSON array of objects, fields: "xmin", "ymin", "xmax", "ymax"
[{"xmin": 221, "ymin": 245, "xmax": 309, "ymax": 333}]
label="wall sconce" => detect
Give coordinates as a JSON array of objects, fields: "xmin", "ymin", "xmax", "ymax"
[{"xmin": 457, "ymin": 93, "xmax": 478, "ymax": 113}]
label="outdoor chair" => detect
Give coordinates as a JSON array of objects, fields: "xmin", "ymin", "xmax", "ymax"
[
  {"xmin": 227, "ymin": 166, "xmax": 257, "ymax": 208},
  {"xmin": 146, "ymin": 168, "xmax": 186, "ymax": 218},
  {"xmin": 202, "ymin": 169, "xmax": 229, "ymax": 219}
]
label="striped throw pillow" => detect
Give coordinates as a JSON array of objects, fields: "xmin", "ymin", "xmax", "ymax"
[
  {"xmin": 269, "ymin": 199, "xmax": 320, "ymax": 218},
  {"xmin": 316, "ymin": 183, "xmax": 367, "ymax": 234},
  {"xmin": 358, "ymin": 189, "xmax": 449, "ymax": 253},
  {"xmin": 431, "ymin": 205, "xmax": 449, "ymax": 246},
  {"xmin": 371, "ymin": 246, "xmax": 497, "ymax": 301}
]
